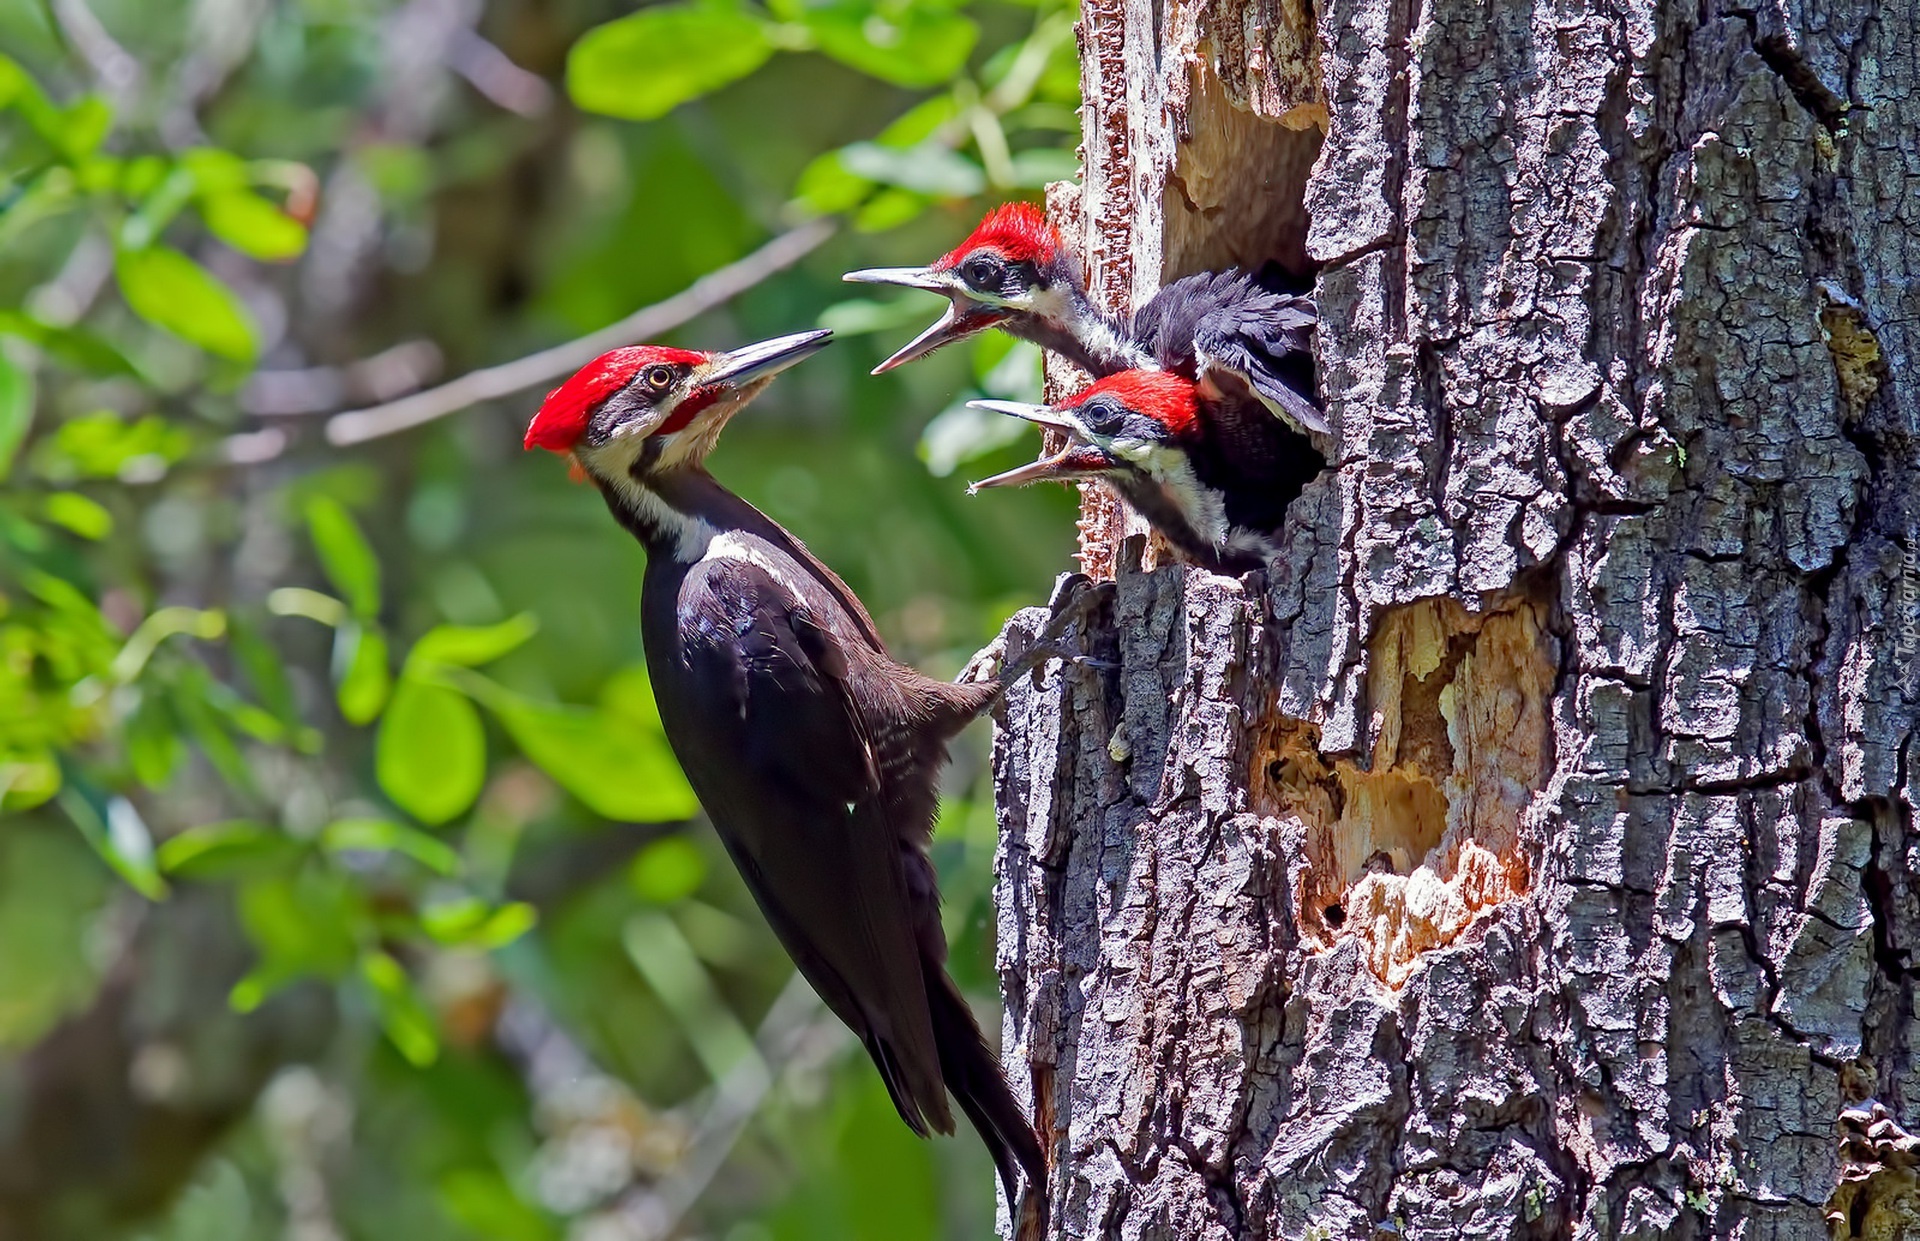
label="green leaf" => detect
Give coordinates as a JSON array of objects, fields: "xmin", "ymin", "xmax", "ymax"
[
  {"xmin": 60, "ymin": 790, "xmax": 167, "ymax": 900},
  {"xmin": 42, "ymin": 492, "xmax": 111, "ymax": 539},
  {"xmin": 31, "ymin": 411, "xmax": 192, "ymax": 483},
  {"xmin": 201, "ymin": 190, "xmax": 308, "ymax": 261},
  {"xmin": 376, "ymin": 677, "xmax": 486, "ymax": 825},
  {"xmin": 231, "ymin": 871, "xmax": 361, "ymax": 1008},
  {"xmin": 854, "ymin": 186, "xmax": 931, "ymax": 231},
  {"xmin": 629, "ymin": 835, "xmax": 708, "ymax": 904},
  {"xmin": 792, "ymin": 150, "xmax": 871, "ymax": 216},
  {"xmin": 1007, "ymin": 147, "xmax": 1081, "ymax": 188},
  {"xmin": 436, "ymin": 1169, "xmax": 555, "ymax": 1241},
  {"xmin": 464, "ymin": 679, "xmax": 698, "ymax": 822},
  {"xmin": 126, "ymin": 693, "xmax": 186, "ymax": 788},
  {"xmin": 334, "ymin": 623, "xmax": 391, "ymax": 725},
  {"xmin": 0, "ymin": 752, "xmax": 60, "ymax": 812},
  {"xmin": 321, "ymin": 818, "xmax": 461, "ymax": 875},
  {"xmin": 420, "ymin": 898, "xmax": 537, "ymax": 949},
  {"xmin": 157, "ymin": 821, "xmax": 306, "ymax": 880},
  {"xmin": 0, "ymin": 311, "xmax": 135, "ymax": 375},
  {"xmin": 839, "ymin": 141, "xmax": 984, "ymax": 196},
  {"xmin": 803, "ymin": 5, "xmax": 978, "ymax": 87},
  {"xmin": 568, "ymin": 5, "xmax": 775, "ymax": 121},
  {"xmin": 114, "ymin": 246, "xmax": 259, "ymax": 363},
  {"xmin": 0, "ymin": 353, "xmax": 31, "ymax": 480},
  {"xmin": 407, "ymin": 614, "xmax": 537, "ymax": 669},
  {"xmin": 360, "ymin": 949, "xmax": 440, "ymax": 1066},
  {"xmin": 304, "ymin": 496, "xmax": 380, "ymax": 618},
  {"xmin": 816, "ymin": 295, "xmax": 937, "ymax": 336}
]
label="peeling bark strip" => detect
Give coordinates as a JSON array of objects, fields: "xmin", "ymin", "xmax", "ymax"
[{"xmin": 994, "ymin": 0, "xmax": 1919, "ymax": 1235}]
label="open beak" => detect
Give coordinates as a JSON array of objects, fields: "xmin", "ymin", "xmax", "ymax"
[
  {"xmin": 965, "ymin": 399, "xmax": 1111, "ymax": 492},
  {"xmin": 843, "ymin": 267, "xmax": 1009, "ymax": 373},
  {"xmin": 966, "ymin": 399, "xmax": 1081, "ymax": 435},
  {"xmin": 968, "ymin": 441, "xmax": 1116, "ymax": 492},
  {"xmin": 700, "ymin": 329, "xmax": 834, "ymax": 391}
]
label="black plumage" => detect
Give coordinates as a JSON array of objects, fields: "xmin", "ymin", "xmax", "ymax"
[{"xmin": 526, "ymin": 335, "xmax": 1047, "ymax": 1230}]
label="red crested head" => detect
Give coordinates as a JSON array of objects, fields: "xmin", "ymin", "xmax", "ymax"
[
  {"xmin": 934, "ymin": 201, "xmax": 1062, "ymax": 271},
  {"xmin": 1066, "ymin": 370, "xmax": 1200, "ymax": 438},
  {"xmin": 524, "ymin": 345, "xmax": 709, "ymax": 453}
]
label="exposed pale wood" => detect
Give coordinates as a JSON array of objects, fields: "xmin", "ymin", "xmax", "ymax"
[{"xmin": 994, "ymin": 0, "xmax": 1919, "ymax": 1234}]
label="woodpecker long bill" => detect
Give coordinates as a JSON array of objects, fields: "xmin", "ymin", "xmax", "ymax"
[
  {"xmin": 964, "ymin": 398, "xmax": 1115, "ymax": 491},
  {"xmin": 841, "ymin": 266, "xmax": 1010, "ymax": 373},
  {"xmin": 702, "ymin": 329, "xmax": 835, "ymax": 390}
]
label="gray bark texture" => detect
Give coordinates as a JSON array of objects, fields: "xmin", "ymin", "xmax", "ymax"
[{"xmin": 988, "ymin": 0, "xmax": 1919, "ymax": 1235}]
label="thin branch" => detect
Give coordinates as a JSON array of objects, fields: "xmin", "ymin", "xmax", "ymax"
[
  {"xmin": 50, "ymin": 0, "xmax": 141, "ymax": 106},
  {"xmin": 609, "ymin": 973, "xmax": 834, "ymax": 1241},
  {"xmin": 322, "ymin": 217, "xmax": 837, "ymax": 447}
]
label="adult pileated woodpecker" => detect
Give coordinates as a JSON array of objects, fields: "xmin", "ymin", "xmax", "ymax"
[
  {"xmin": 844, "ymin": 201, "xmax": 1328, "ymax": 438},
  {"xmin": 969, "ymin": 369, "xmax": 1316, "ymax": 575},
  {"xmin": 523, "ymin": 330, "xmax": 1054, "ymax": 1229}
]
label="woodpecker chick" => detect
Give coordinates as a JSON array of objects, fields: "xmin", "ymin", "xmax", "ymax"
[
  {"xmin": 524, "ymin": 330, "xmax": 1049, "ymax": 1227},
  {"xmin": 969, "ymin": 369, "xmax": 1322, "ymax": 575},
  {"xmin": 844, "ymin": 202, "xmax": 1327, "ymax": 437}
]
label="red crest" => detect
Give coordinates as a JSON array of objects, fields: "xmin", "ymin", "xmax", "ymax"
[
  {"xmin": 934, "ymin": 202, "xmax": 1062, "ymax": 270},
  {"xmin": 1065, "ymin": 370, "xmax": 1200, "ymax": 437},
  {"xmin": 524, "ymin": 346, "xmax": 707, "ymax": 452}
]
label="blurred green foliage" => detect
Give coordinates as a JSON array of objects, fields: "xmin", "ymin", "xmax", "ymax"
[{"xmin": 0, "ymin": 0, "xmax": 1079, "ymax": 1236}]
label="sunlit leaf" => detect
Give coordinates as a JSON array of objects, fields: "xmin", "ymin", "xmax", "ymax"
[
  {"xmin": 854, "ymin": 186, "xmax": 931, "ymax": 231},
  {"xmin": 408, "ymin": 614, "xmax": 537, "ymax": 669},
  {"xmin": 41, "ymin": 492, "xmax": 111, "ymax": 539},
  {"xmin": 816, "ymin": 296, "xmax": 937, "ymax": 336},
  {"xmin": 629, "ymin": 835, "xmax": 707, "ymax": 904},
  {"xmin": 376, "ymin": 677, "xmax": 486, "ymax": 825},
  {"xmin": 0, "ymin": 352, "xmax": 31, "ymax": 480},
  {"xmin": 157, "ymin": 821, "xmax": 305, "ymax": 879},
  {"xmin": 232, "ymin": 872, "xmax": 362, "ymax": 1008},
  {"xmin": 1007, "ymin": 147, "xmax": 1081, "ymax": 187},
  {"xmin": 59, "ymin": 790, "xmax": 167, "ymax": 900},
  {"xmin": 334, "ymin": 622, "xmax": 391, "ymax": 725},
  {"xmin": 420, "ymin": 897, "xmax": 537, "ymax": 949},
  {"xmin": 803, "ymin": 5, "xmax": 978, "ymax": 87},
  {"xmin": 126, "ymin": 693, "xmax": 186, "ymax": 788},
  {"xmin": 464, "ymin": 678, "xmax": 697, "ymax": 822},
  {"xmin": 114, "ymin": 246, "xmax": 259, "ymax": 363},
  {"xmin": 919, "ymin": 398, "xmax": 1033, "ymax": 477},
  {"xmin": 568, "ymin": 5, "xmax": 774, "ymax": 121},
  {"xmin": 360, "ymin": 949, "xmax": 440, "ymax": 1066},
  {"xmin": 321, "ymin": 818, "xmax": 461, "ymax": 875},
  {"xmin": 202, "ymin": 190, "xmax": 308, "ymax": 261},
  {"xmin": 792, "ymin": 149, "xmax": 872, "ymax": 216},
  {"xmin": 30, "ymin": 411, "xmax": 192, "ymax": 483},
  {"xmin": 305, "ymin": 496, "xmax": 380, "ymax": 618},
  {"xmin": 839, "ymin": 141, "xmax": 984, "ymax": 196},
  {"xmin": 0, "ymin": 311, "xmax": 135, "ymax": 376},
  {"xmin": 0, "ymin": 752, "xmax": 60, "ymax": 814}
]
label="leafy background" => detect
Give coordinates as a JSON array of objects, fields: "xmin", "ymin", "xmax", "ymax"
[{"xmin": 0, "ymin": 0, "xmax": 1080, "ymax": 1236}]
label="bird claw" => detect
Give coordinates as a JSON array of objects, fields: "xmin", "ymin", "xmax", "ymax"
[{"xmin": 956, "ymin": 635, "xmax": 1009, "ymax": 686}]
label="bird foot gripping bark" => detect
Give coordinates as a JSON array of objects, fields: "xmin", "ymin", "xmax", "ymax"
[{"xmin": 956, "ymin": 572, "xmax": 1115, "ymax": 691}]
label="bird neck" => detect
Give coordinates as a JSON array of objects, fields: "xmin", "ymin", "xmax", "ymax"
[
  {"xmin": 1015, "ymin": 281, "xmax": 1150, "ymax": 378},
  {"xmin": 594, "ymin": 459, "xmax": 890, "ymax": 649},
  {"xmin": 592, "ymin": 460, "xmax": 743, "ymax": 563}
]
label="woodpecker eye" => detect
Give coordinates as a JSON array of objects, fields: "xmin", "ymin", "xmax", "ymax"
[
  {"xmin": 961, "ymin": 255, "xmax": 1000, "ymax": 289},
  {"xmin": 642, "ymin": 364, "xmax": 677, "ymax": 392}
]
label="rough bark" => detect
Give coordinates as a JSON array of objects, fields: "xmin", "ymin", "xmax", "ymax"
[{"xmin": 991, "ymin": 0, "xmax": 1918, "ymax": 1236}]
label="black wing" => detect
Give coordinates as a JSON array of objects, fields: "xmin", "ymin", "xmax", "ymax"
[
  {"xmin": 1134, "ymin": 269, "xmax": 1327, "ymax": 435},
  {"xmin": 666, "ymin": 556, "xmax": 953, "ymax": 1137}
]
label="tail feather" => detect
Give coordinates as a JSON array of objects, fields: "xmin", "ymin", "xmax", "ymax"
[{"xmin": 925, "ymin": 970, "xmax": 1047, "ymax": 1229}]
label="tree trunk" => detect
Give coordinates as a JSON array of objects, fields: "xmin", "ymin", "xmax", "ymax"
[{"xmin": 990, "ymin": 0, "xmax": 1918, "ymax": 1235}]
